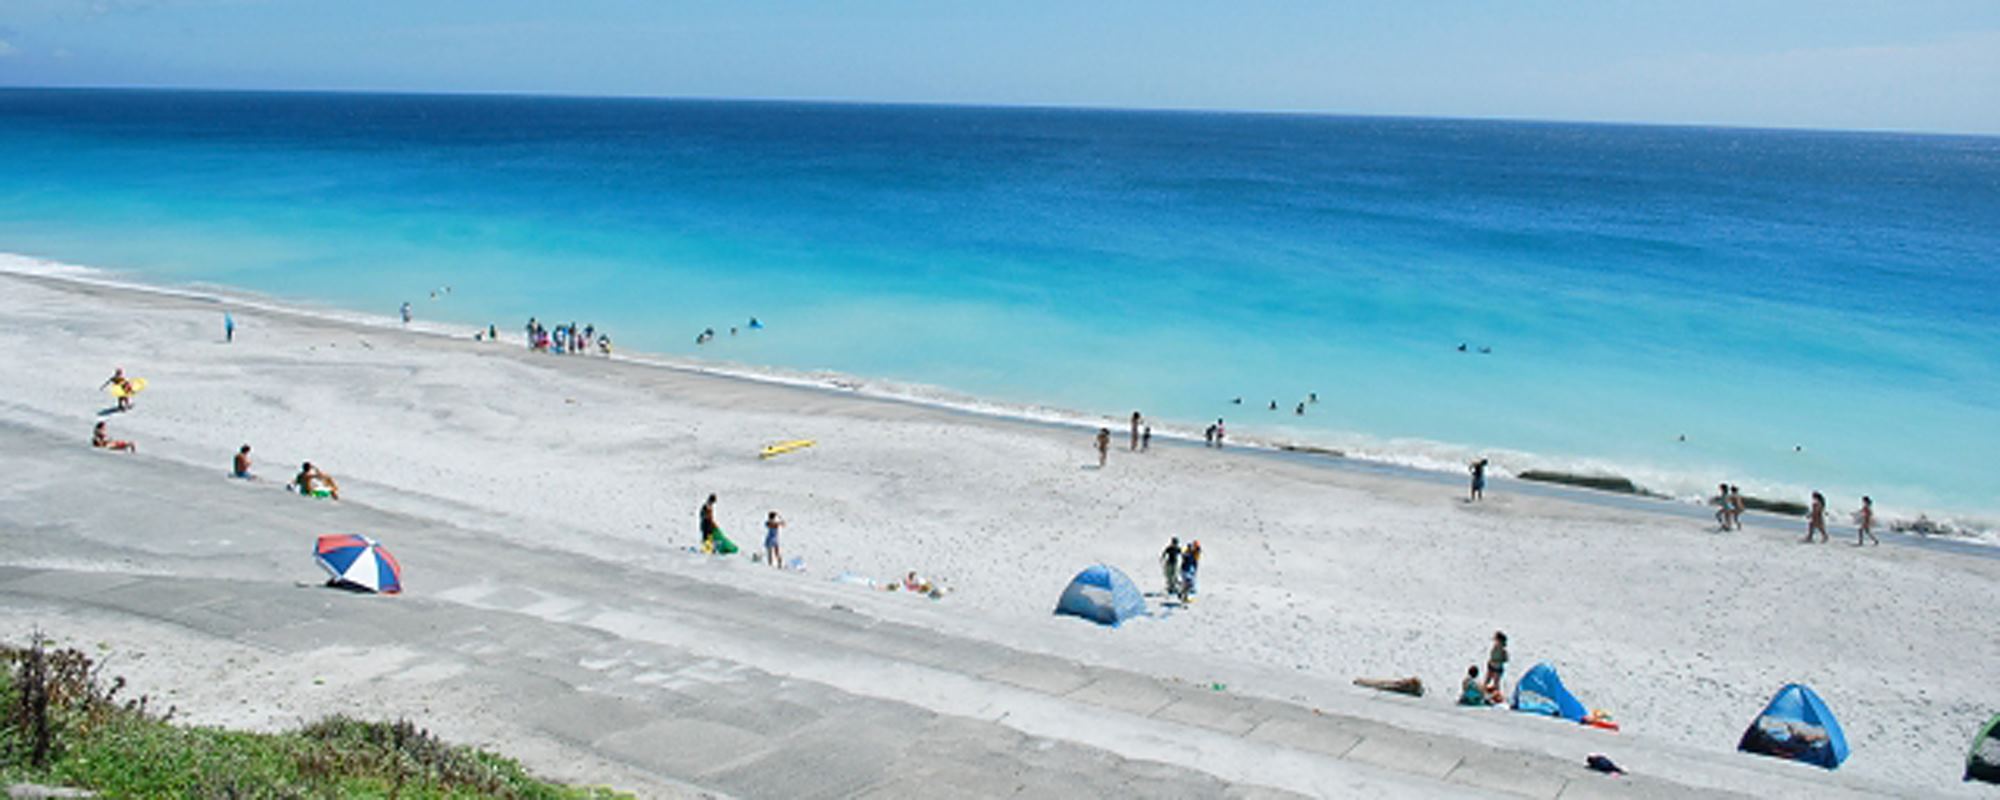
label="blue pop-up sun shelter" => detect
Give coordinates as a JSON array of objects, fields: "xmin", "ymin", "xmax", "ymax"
[
  {"xmin": 1511, "ymin": 662, "xmax": 1588, "ymax": 722},
  {"xmin": 1054, "ymin": 564, "xmax": 1146, "ymax": 626},
  {"xmin": 1737, "ymin": 684, "xmax": 1850, "ymax": 769}
]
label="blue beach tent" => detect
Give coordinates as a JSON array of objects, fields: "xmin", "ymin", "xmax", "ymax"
[
  {"xmin": 1511, "ymin": 662, "xmax": 1588, "ymax": 722},
  {"xmin": 1054, "ymin": 564, "xmax": 1146, "ymax": 626},
  {"xmin": 1738, "ymin": 684, "xmax": 1850, "ymax": 769}
]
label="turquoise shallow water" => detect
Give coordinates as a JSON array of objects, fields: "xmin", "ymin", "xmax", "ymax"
[{"xmin": 3, "ymin": 89, "xmax": 1997, "ymax": 524}]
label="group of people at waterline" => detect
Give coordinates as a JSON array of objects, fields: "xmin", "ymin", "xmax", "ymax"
[{"xmin": 1713, "ymin": 482, "xmax": 1877, "ymax": 545}]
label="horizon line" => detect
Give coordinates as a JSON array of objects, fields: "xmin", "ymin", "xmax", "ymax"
[{"xmin": 6, "ymin": 82, "xmax": 1997, "ymax": 141}]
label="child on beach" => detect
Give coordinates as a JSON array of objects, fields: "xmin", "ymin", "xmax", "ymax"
[
  {"xmin": 1459, "ymin": 666, "xmax": 1503, "ymax": 706},
  {"xmin": 1804, "ymin": 492, "xmax": 1828, "ymax": 543},
  {"xmin": 101, "ymin": 368, "xmax": 135, "ymax": 412},
  {"xmin": 232, "ymin": 445, "xmax": 254, "ymax": 479},
  {"xmin": 1095, "ymin": 428, "xmax": 1111, "ymax": 468},
  {"xmin": 764, "ymin": 511, "xmax": 785, "ymax": 568},
  {"xmin": 1141, "ymin": 426, "xmax": 1151, "ymax": 452},
  {"xmin": 1855, "ymin": 496, "xmax": 1878, "ymax": 546},
  {"xmin": 1484, "ymin": 631, "xmax": 1508, "ymax": 694},
  {"xmin": 91, "ymin": 422, "xmax": 134, "ymax": 453},
  {"xmin": 1160, "ymin": 537, "xmax": 1182, "ymax": 596},
  {"xmin": 1178, "ymin": 540, "xmax": 1202, "ymax": 602}
]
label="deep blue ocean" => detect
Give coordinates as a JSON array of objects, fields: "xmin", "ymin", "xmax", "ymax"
[{"xmin": 4, "ymin": 89, "xmax": 1996, "ymax": 524}]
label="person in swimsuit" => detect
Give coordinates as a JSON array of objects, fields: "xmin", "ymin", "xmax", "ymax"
[
  {"xmin": 1714, "ymin": 483, "xmax": 1734, "ymax": 530},
  {"xmin": 91, "ymin": 422, "xmax": 135, "ymax": 453},
  {"xmin": 764, "ymin": 511, "xmax": 786, "ymax": 568},
  {"xmin": 1129, "ymin": 411, "xmax": 1142, "ymax": 451},
  {"xmin": 101, "ymin": 368, "xmax": 135, "ymax": 412},
  {"xmin": 1484, "ymin": 631, "xmax": 1509, "ymax": 694},
  {"xmin": 1141, "ymin": 426, "xmax": 1151, "ymax": 452},
  {"xmin": 1855, "ymin": 496, "xmax": 1877, "ymax": 546},
  {"xmin": 1804, "ymin": 491, "xmax": 1828, "ymax": 543},
  {"xmin": 232, "ymin": 444, "xmax": 254, "ymax": 479},
  {"xmin": 1214, "ymin": 420, "xmax": 1225, "ymax": 448},
  {"xmin": 1729, "ymin": 486, "xmax": 1745, "ymax": 529},
  {"xmin": 1178, "ymin": 540, "xmax": 1201, "ymax": 602},
  {"xmin": 293, "ymin": 462, "xmax": 340, "ymax": 499},
  {"xmin": 1469, "ymin": 459, "xmax": 1489, "ymax": 501},
  {"xmin": 1094, "ymin": 428, "xmax": 1111, "ymax": 468}
]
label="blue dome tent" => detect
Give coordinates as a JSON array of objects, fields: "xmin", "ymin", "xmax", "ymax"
[
  {"xmin": 1054, "ymin": 564, "xmax": 1146, "ymax": 626},
  {"xmin": 1511, "ymin": 662, "xmax": 1588, "ymax": 722},
  {"xmin": 1738, "ymin": 684, "xmax": 1850, "ymax": 769}
]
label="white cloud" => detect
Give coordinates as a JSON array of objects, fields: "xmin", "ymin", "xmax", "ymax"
[{"xmin": 0, "ymin": 39, "xmax": 18, "ymax": 58}]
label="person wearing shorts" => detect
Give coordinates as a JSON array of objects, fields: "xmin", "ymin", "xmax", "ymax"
[{"xmin": 764, "ymin": 511, "xmax": 785, "ymax": 568}]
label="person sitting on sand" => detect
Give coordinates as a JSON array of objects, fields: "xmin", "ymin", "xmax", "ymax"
[
  {"xmin": 232, "ymin": 444, "xmax": 254, "ymax": 479},
  {"xmin": 1094, "ymin": 428, "xmax": 1111, "ymax": 468},
  {"xmin": 91, "ymin": 422, "xmax": 134, "ymax": 453},
  {"xmin": 764, "ymin": 511, "xmax": 785, "ymax": 568},
  {"xmin": 1484, "ymin": 631, "xmax": 1509, "ymax": 694},
  {"xmin": 1855, "ymin": 496, "xmax": 1878, "ymax": 546},
  {"xmin": 1459, "ymin": 666, "xmax": 1502, "ymax": 706},
  {"xmin": 292, "ymin": 462, "xmax": 340, "ymax": 499}
]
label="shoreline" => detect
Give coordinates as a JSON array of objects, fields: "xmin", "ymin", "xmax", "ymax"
[
  {"xmin": 5, "ymin": 251, "xmax": 1989, "ymax": 546},
  {"xmin": 5, "ymin": 261, "xmax": 1997, "ymax": 794}
]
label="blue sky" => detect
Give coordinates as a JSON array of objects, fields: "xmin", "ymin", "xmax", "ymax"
[{"xmin": 1, "ymin": 1, "xmax": 1996, "ymax": 134}]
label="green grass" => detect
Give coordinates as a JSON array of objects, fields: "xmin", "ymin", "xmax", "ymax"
[{"xmin": 3, "ymin": 639, "xmax": 628, "ymax": 799}]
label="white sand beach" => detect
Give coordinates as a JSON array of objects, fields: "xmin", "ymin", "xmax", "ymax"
[{"xmin": 3, "ymin": 267, "xmax": 1996, "ymax": 797}]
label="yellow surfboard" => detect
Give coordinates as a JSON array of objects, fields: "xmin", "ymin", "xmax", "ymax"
[
  {"xmin": 759, "ymin": 439, "xmax": 816, "ymax": 459},
  {"xmin": 104, "ymin": 377, "xmax": 148, "ymax": 399}
]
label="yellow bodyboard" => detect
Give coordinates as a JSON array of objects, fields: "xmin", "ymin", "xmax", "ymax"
[
  {"xmin": 105, "ymin": 378, "xmax": 148, "ymax": 399},
  {"xmin": 759, "ymin": 439, "xmax": 816, "ymax": 459}
]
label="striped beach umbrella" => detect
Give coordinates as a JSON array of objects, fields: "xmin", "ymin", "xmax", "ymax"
[{"xmin": 314, "ymin": 534, "xmax": 403, "ymax": 594}]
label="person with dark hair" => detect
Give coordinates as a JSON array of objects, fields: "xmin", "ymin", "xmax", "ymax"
[
  {"xmin": 1094, "ymin": 428, "xmax": 1111, "ymax": 468},
  {"xmin": 232, "ymin": 445, "xmax": 254, "ymax": 479},
  {"xmin": 1804, "ymin": 491, "xmax": 1829, "ymax": 543},
  {"xmin": 764, "ymin": 511, "xmax": 786, "ymax": 568},
  {"xmin": 1484, "ymin": 631, "xmax": 1509, "ymax": 694},
  {"xmin": 1159, "ymin": 537, "xmax": 1182, "ymax": 597},
  {"xmin": 1729, "ymin": 486, "xmax": 1745, "ymax": 529},
  {"xmin": 700, "ymin": 494, "xmax": 720, "ymax": 552},
  {"xmin": 1714, "ymin": 483, "xmax": 1734, "ymax": 531},
  {"xmin": 91, "ymin": 422, "xmax": 134, "ymax": 453},
  {"xmin": 1855, "ymin": 496, "xmax": 1878, "ymax": 546},
  {"xmin": 1469, "ymin": 459, "xmax": 1489, "ymax": 501},
  {"xmin": 1178, "ymin": 540, "xmax": 1202, "ymax": 603},
  {"xmin": 1129, "ymin": 411, "xmax": 1142, "ymax": 451}
]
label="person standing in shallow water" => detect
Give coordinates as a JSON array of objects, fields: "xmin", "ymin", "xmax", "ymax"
[
  {"xmin": 1855, "ymin": 496, "xmax": 1878, "ymax": 546},
  {"xmin": 1094, "ymin": 428, "xmax": 1111, "ymax": 468},
  {"xmin": 1469, "ymin": 459, "xmax": 1489, "ymax": 501},
  {"xmin": 1714, "ymin": 483, "xmax": 1733, "ymax": 530},
  {"xmin": 1803, "ymin": 491, "xmax": 1829, "ymax": 543}
]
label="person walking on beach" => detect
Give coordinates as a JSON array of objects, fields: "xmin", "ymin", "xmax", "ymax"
[
  {"xmin": 1130, "ymin": 412, "xmax": 1142, "ymax": 451},
  {"xmin": 1484, "ymin": 631, "xmax": 1509, "ymax": 695},
  {"xmin": 1214, "ymin": 419, "xmax": 1225, "ymax": 448},
  {"xmin": 224, "ymin": 312, "xmax": 235, "ymax": 343},
  {"xmin": 1855, "ymin": 496, "xmax": 1878, "ymax": 546},
  {"xmin": 101, "ymin": 368, "xmax": 136, "ymax": 412},
  {"xmin": 1714, "ymin": 483, "xmax": 1734, "ymax": 531},
  {"xmin": 91, "ymin": 422, "xmax": 134, "ymax": 453},
  {"xmin": 1803, "ymin": 491, "xmax": 1829, "ymax": 543},
  {"xmin": 1729, "ymin": 486, "xmax": 1745, "ymax": 529},
  {"xmin": 1178, "ymin": 540, "xmax": 1202, "ymax": 602},
  {"xmin": 764, "ymin": 511, "xmax": 786, "ymax": 568},
  {"xmin": 232, "ymin": 445, "xmax": 254, "ymax": 479},
  {"xmin": 1160, "ymin": 537, "xmax": 1182, "ymax": 597},
  {"xmin": 700, "ymin": 494, "xmax": 720, "ymax": 552},
  {"xmin": 1095, "ymin": 428, "xmax": 1111, "ymax": 468},
  {"xmin": 400, "ymin": 302, "xmax": 412, "ymax": 325},
  {"xmin": 1469, "ymin": 458, "xmax": 1489, "ymax": 502}
]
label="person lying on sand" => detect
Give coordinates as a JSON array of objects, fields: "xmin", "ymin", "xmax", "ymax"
[
  {"xmin": 292, "ymin": 462, "xmax": 340, "ymax": 499},
  {"xmin": 1354, "ymin": 676, "xmax": 1425, "ymax": 697},
  {"xmin": 91, "ymin": 422, "xmax": 135, "ymax": 453}
]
